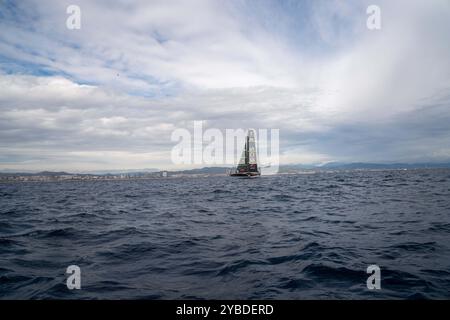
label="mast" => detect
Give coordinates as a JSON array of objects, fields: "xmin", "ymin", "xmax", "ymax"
[{"xmin": 245, "ymin": 135, "xmax": 249, "ymax": 166}]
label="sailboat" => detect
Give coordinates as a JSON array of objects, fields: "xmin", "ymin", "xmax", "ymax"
[{"xmin": 229, "ymin": 129, "xmax": 261, "ymax": 177}]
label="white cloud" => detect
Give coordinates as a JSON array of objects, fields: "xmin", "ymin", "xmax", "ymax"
[{"xmin": 315, "ymin": 0, "xmax": 450, "ymax": 123}]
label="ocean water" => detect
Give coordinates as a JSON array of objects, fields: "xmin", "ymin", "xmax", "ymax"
[{"xmin": 1, "ymin": 169, "xmax": 450, "ymax": 299}]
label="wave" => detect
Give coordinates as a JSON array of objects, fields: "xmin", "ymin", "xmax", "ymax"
[
  {"xmin": 14, "ymin": 227, "xmax": 81, "ymax": 240},
  {"xmin": 301, "ymin": 263, "xmax": 364, "ymax": 283},
  {"xmin": 216, "ymin": 259, "xmax": 266, "ymax": 276},
  {"xmin": 393, "ymin": 241, "xmax": 437, "ymax": 252}
]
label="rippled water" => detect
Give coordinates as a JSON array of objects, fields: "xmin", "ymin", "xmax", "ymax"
[{"xmin": 1, "ymin": 169, "xmax": 450, "ymax": 299}]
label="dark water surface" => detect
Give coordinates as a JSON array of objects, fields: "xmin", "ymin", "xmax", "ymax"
[{"xmin": 1, "ymin": 169, "xmax": 450, "ymax": 299}]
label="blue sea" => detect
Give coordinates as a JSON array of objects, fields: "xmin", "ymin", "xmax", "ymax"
[{"xmin": 1, "ymin": 169, "xmax": 450, "ymax": 299}]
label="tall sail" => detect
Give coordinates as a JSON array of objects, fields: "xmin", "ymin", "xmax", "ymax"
[
  {"xmin": 236, "ymin": 136, "xmax": 248, "ymax": 172},
  {"xmin": 230, "ymin": 129, "xmax": 260, "ymax": 177},
  {"xmin": 248, "ymin": 129, "xmax": 258, "ymax": 166}
]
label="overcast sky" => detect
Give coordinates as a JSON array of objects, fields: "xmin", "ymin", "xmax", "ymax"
[{"xmin": 1, "ymin": 0, "xmax": 450, "ymax": 171}]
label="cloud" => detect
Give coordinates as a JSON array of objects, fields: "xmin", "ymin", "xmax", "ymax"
[
  {"xmin": 0, "ymin": 0, "xmax": 449, "ymax": 170},
  {"xmin": 0, "ymin": 0, "xmax": 310, "ymax": 92}
]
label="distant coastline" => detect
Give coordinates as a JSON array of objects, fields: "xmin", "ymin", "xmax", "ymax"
[{"xmin": 1, "ymin": 162, "xmax": 450, "ymax": 183}]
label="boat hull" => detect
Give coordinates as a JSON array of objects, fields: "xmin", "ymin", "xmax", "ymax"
[{"xmin": 229, "ymin": 172, "xmax": 260, "ymax": 177}]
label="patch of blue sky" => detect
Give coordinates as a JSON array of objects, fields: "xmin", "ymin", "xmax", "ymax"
[
  {"xmin": 0, "ymin": 52, "xmax": 179, "ymax": 99},
  {"xmin": 0, "ymin": 0, "xmax": 41, "ymax": 30},
  {"xmin": 0, "ymin": 54, "xmax": 56, "ymax": 76},
  {"xmin": 125, "ymin": 75, "xmax": 182, "ymax": 99},
  {"xmin": 0, "ymin": 53, "xmax": 104, "ymax": 91},
  {"xmin": 152, "ymin": 29, "xmax": 170, "ymax": 45},
  {"xmin": 230, "ymin": 0, "xmax": 368, "ymax": 57}
]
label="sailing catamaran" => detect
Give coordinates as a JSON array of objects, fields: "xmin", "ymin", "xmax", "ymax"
[{"xmin": 229, "ymin": 129, "xmax": 261, "ymax": 177}]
